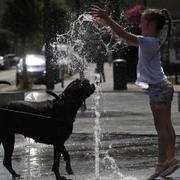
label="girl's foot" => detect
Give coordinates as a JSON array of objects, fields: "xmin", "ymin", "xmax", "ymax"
[
  {"xmin": 160, "ymin": 159, "xmax": 179, "ymax": 177},
  {"xmin": 148, "ymin": 162, "xmax": 169, "ymax": 180}
]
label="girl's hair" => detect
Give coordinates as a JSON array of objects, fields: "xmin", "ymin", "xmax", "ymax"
[
  {"xmin": 161, "ymin": 9, "xmax": 172, "ymax": 42},
  {"xmin": 141, "ymin": 8, "xmax": 172, "ymax": 61},
  {"xmin": 142, "ymin": 8, "xmax": 172, "ymax": 44}
]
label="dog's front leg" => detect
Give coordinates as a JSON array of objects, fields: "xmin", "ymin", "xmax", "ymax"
[
  {"xmin": 2, "ymin": 134, "xmax": 21, "ymax": 178},
  {"xmin": 61, "ymin": 145, "xmax": 73, "ymax": 175},
  {"xmin": 52, "ymin": 144, "xmax": 68, "ymax": 180}
]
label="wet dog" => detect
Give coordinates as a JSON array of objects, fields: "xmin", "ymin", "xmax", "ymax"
[{"xmin": 0, "ymin": 78, "xmax": 95, "ymax": 180}]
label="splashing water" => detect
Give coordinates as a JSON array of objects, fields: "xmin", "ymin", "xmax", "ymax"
[
  {"xmin": 102, "ymin": 152, "xmax": 138, "ymax": 180},
  {"xmin": 52, "ymin": 13, "xmax": 94, "ymax": 74},
  {"xmin": 51, "ymin": 12, "xmax": 129, "ymax": 74},
  {"xmin": 93, "ymin": 73, "xmax": 102, "ymax": 180},
  {"xmin": 53, "ymin": 13, "xmax": 138, "ymax": 180},
  {"xmin": 92, "ymin": 73, "xmax": 138, "ymax": 180}
]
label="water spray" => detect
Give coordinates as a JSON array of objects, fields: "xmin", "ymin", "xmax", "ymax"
[{"xmin": 94, "ymin": 73, "xmax": 102, "ymax": 180}]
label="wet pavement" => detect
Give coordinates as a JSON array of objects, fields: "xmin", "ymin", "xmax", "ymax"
[
  {"xmin": 1, "ymin": 92, "xmax": 180, "ymax": 180},
  {"xmin": 1, "ymin": 133, "xmax": 180, "ymax": 180},
  {"xmin": 0, "ymin": 63, "xmax": 180, "ymax": 180}
]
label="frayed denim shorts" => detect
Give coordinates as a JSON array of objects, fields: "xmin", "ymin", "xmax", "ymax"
[{"xmin": 148, "ymin": 80, "xmax": 174, "ymax": 107}]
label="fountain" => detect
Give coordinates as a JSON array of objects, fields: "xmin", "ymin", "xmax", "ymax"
[
  {"xmin": 1, "ymin": 4, "xmax": 177, "ymax": 180},
  {"xmin": 0, "ymin": 11, "xmax": 139, "ymax": 180},
  {"xmin": 93, "ymin": 73, "xmax": 102, "ymax": 180},
  {"xmin": 51, "ymin": 12, "xmax": 138, "ymax": 180}
]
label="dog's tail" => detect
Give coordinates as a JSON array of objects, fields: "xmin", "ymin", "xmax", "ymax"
[{"xmin": 0, "ymin": 81, "xmax": 11, "ymax": 85}]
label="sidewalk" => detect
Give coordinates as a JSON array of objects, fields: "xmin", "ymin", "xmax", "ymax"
[
  {"xmin": 94, "ymin": 62, "xmax": 180, "ymax": 92},
  {"xmin": 0, "ymin": 62, "xmax": 179, "ymax": 93},
  {"xmin": 0, "ymin": 63, "xmax": 179, "ymax": 136},
  {"xmin": 0, "ymin": 62, "xmax": 178, "ymax": 136},
  {"xmin": 52, "ymin": 62, "xmax": 180, "ymax": 93},
  {"xmin": 51, "ymin": 62, "xmax": 115, "ymax": 92},
  {"xmin": 58, "ymin": 62, "xmax": 180, "ymax": 136}
]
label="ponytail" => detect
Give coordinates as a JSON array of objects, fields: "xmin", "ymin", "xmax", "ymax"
[{"xmin": 161, "ymin": 8, "xmax": 172, "ymax": 44}]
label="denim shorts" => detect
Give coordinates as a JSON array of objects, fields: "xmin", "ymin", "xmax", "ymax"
[{"xmin": 148, "ymin": 80, "xmax": 174, "ymax": 106}]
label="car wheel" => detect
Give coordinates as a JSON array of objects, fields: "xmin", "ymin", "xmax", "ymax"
[
  {"xmin": 16, "ymin": 74, "xmax": 22, "ymax": 87},
  {"xmin": 4, "ymin": 60, "xmax": 11, "ymax": 69},
  {"xmin": 16, "ymin": 74, "xmax": 31, "ymax": 89}
]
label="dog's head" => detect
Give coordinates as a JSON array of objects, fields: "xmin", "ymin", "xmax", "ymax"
[
  {"xmin": 63, "ymin": 78, "xmax": 95, "ymax": 101},
  {"xmin": 47, "ymin": 78, "xmax": 95, "ymax": 103}
]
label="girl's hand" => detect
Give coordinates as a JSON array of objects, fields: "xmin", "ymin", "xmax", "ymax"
[
  {"xmin": 90, "ymin": 2, "xmax": 109, "ymax": 28},
  {"xmin": 90, "ymin": 4, "xmax": 109, "ymax": 20},
  {"xmin": 104, "ymin": 0, "xmax": 109, "ymax": 13}
]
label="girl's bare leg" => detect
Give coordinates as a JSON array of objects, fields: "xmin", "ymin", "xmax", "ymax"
[
  {"xmin": 150, "ymin": 104, "xmax": 175, "ymax": 164},
  {"xmin": 165, "ymin": 107, "xmax": 176, "ymax": 161}
]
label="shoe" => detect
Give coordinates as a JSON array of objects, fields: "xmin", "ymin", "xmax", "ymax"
[
  {"xmin": 148, "ymin": 162, "xmax": 169, "ymax": 180},
  {"xmin": 160, "ymin": 159, "xmax": 179, "ymax": 177}
]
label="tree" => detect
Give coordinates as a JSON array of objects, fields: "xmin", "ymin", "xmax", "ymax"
[
  {"xmin": 43, "ymin": 0, "xmax": 72, "ymax": 90},
  {"xmin": 2, "ymin": 0, "xmax": 42, "ymax": 55},
  {"xmin": 1, "ymin": 0, "xmax": 71, "ymax": 56},
  {"xmin": 50, "ymin": 0, "xmax": 71, "ymax": 40},
  {"xmin": 0, "ymin": 29, "xmax": 15, "ymax": 55}
]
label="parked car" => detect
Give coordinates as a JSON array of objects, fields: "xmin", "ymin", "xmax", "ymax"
[
  {"xmin": 0, "ymin": 56, "xmax": 4, "ymax": 69},
  {"xmin": 3, "ymin": 53, "xmax": 20, "ymax": 68},
  {"xmin": 16, "ymin": 54, "xmax": 62, "ymax": 89},
  {"xmin": 0, "ymin": 54, "xmax": 20, "ymax": 69}
]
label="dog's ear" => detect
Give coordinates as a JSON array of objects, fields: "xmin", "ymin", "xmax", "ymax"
[
  {"xmin": 46, "ymin": 91, "xmax": 59, "ymax": 100},
  {"xmin": 75, "ymin": 79, "xmax": 81, "ymax": 83}
]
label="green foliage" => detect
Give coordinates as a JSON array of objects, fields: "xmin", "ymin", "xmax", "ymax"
[
  {"xmin": 2, "ymin": 0, "xmax": 41, "ymax": 37},
  {"xmin": 50, "ymin": 0, "xmax": 72, "ymax": 37},
  {"xmin": 0, "ymin": 0, "xmax": 72, "ymax": 55},
  {"xmin": 0, "ymin": 29, "xmax": 15, "ymax": 55},
  {"xmin": 1, "ymin": 0, "xmax": 42, "ymax": 54},
  {"xmin": 0, "ymin": 0, "xmax": 145, "ymax": 55}
]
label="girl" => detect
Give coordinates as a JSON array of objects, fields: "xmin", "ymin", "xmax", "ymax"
[{"xmin": 91, "ymin": 3, "xmax": 179, "ymax": 179}]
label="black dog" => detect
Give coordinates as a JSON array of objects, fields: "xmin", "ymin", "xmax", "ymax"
[{"xmin": 0, "ymin": 78, "xmax": 95, "ymax": 180}]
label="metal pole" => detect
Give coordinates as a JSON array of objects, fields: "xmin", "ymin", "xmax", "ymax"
[
  {"xmin": 178, "ymin": 92, "xmax": 180, "ymax": 112},
  {"xmin": 43, "ymin": 0, "xmax": 54, "ymax": 90},
  {"xmin": 143, "ymin": 0, "xmax": 147, "ymax": 7}
]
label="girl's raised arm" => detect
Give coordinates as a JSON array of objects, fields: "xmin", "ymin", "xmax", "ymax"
[{"xmin": 90, "ymin": 4, "xmax": 139, "ymax": 46}]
